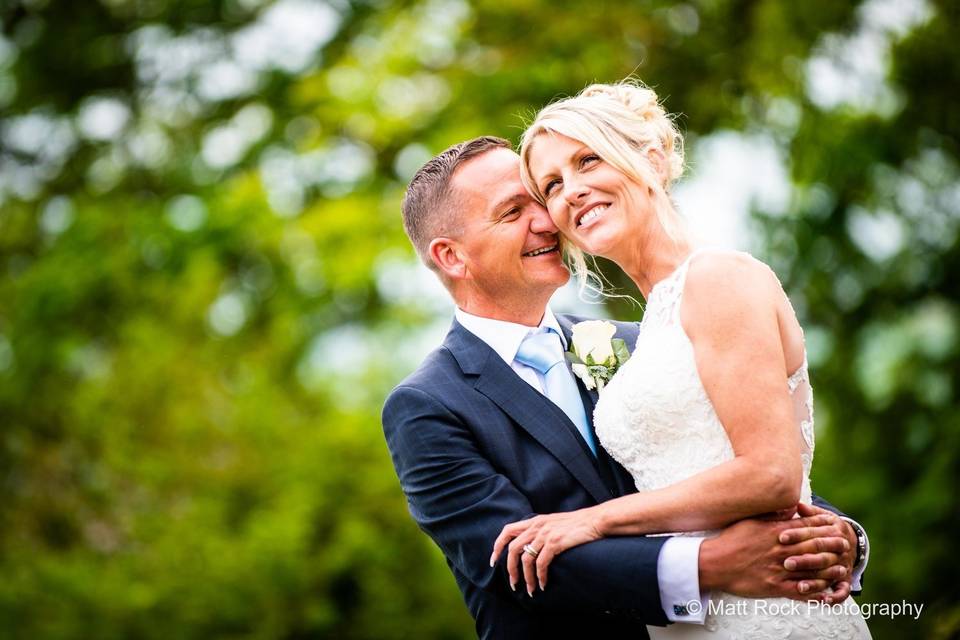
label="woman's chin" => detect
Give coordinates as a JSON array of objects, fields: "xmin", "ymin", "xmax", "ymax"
[{"xmin": 577, "ymin": 230, "xmax": 618, "ymax": 260}]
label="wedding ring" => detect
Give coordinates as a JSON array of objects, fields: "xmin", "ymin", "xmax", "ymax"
[{"xmin": 522, "ymin": 544, "xmax": 540, "ymax": 559}]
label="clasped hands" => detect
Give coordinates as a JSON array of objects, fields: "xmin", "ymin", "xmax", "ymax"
[{"xmin": 491, "ymin": 503, "xmax": 856, "ymax": 601}]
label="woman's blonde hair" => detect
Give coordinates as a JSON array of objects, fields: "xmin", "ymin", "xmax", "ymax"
[{"xmin": 519, "ymin": 79, "xmax": 686, "ymax": 298}]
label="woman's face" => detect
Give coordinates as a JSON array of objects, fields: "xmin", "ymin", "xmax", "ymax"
[{"xmin": 526, "ymin": 132, "xmax": 652, "ymax": 259}]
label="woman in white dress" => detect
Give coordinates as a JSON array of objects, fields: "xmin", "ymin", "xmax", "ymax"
[{"xmin": 490, "ymin": 81, "xmax": 871, "ymax": 639}]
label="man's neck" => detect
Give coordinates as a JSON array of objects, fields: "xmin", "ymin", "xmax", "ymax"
[{"xmin": 456, "ymin": 295, "xmax": 548, "ymax": 327}]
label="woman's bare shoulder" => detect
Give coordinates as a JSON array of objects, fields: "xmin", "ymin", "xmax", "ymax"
[{"xmin": 685, "ymin": 250, "xmax": 780, "ymax": 302}]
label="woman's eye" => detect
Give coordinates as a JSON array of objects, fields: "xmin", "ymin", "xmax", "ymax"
[
  {"xmin": 580, "ymin": 154, "xmax": 599, "ymax": 168},
  {"xmin": 543, "ymin": 179, "xmax": 560, "ymax": 196}
]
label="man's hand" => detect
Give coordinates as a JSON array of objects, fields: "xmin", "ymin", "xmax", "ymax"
[
  {"xmin": 699, "ymin": 510, "xmax": 851, "ymax": 602},
  {"xmin": 777, "ymin": 503, "xmax": 858, "ymax": 603}
]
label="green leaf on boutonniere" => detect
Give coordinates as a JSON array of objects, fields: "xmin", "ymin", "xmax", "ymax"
[
  {"xmin": 612, "ymin": 338, "xmax": 630, "ymax": 365},
  {"xmin": 565, "ymin": 351, "xmax": 585, "ymax": 365}
]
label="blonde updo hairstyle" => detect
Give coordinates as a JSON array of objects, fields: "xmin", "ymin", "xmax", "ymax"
[{"xmin": 519, "ymin": 80, "xmax": 686, "ymax": 297}]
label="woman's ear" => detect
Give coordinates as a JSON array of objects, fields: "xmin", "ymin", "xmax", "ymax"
[
  {"xmin": 429, "ymin": 237, "xmax": 467, "ymax": 280},
  {"xmin": 646, "ymin": 147, "xmax": 669, "ymax": 187}
]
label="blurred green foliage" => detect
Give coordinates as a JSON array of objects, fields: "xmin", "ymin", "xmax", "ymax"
[{"xmin": 0, "ymin": 0, "xmax": 957, "ymax": 638}]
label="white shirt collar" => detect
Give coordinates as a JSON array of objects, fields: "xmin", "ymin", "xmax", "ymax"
[{"xmin": 454, "ymin": 306, "xmax": 567, "ymax": 366}]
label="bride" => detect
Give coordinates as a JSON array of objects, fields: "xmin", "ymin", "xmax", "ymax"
[{"xmin": 490, "ymin": 81, "xmax": 872, "ymax": 638}]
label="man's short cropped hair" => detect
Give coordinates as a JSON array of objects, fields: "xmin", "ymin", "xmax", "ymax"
[{"xmin": 401, "ymin": 136, "xmax": 512, "ymax": 271}]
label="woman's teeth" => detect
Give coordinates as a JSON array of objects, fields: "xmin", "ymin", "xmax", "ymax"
[{"xmin": 579, "ymin": 205, "xmax": 607, "ymax": 226}]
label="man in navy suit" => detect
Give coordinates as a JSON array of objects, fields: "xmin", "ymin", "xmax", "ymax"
[{"xmin": 382, "ymin": 137, "xmax": 868, "ymax": 639}]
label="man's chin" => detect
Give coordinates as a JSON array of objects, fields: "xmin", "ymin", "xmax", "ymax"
[
  {"xmin": 535, "ymin": 269, "xmax": 571, "ymax": 291},
  {"xmin": 521, "ymin": 257, "xmax": 569, "ymax": 286}
]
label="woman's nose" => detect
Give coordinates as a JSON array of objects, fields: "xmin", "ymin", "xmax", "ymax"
[{"xmin": 563, "ymin": 179, "xmax": 589, "ymax": 205}]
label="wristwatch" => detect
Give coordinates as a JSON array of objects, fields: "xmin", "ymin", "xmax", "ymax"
[{"xmin": 845, "ymin": 518, "xmax": 868, "ymax": 569}]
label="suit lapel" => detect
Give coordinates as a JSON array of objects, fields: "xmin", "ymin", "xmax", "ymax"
[{"xmin": 445, "ymin": 320, "xmax": 612, "ymax": 503}]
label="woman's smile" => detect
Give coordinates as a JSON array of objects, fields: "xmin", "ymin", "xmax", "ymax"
[{"xmin": 573, "ymin": 202, "xmax": 610, "ymax": 229}]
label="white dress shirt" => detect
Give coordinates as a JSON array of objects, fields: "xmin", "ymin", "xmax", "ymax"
[
  {"xmin": 455, "ymin": 306, "xmax": 568, "ymax": 394},
  {"xmin": 454, "ymin": 307, "xmax": 869, "ymax": 624}
]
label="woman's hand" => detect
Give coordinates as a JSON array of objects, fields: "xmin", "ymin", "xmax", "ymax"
[{"xmin": 489, "ymin": 508, "xmax": 604, "ymax": 595}]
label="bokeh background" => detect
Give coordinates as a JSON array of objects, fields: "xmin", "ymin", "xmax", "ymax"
[{"xmin": 1, "ymin": 0, "xmax": 957, "ymax": 638}]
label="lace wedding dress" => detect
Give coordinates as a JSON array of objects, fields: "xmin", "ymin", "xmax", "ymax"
[{"xmin": 593, "ymin": 251, "xmax": 871, "ymax": 639}]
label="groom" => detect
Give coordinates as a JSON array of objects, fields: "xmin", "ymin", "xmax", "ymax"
[{"xmin": 382, "ymin": 136, "xmax": 867, "ymax": 639}]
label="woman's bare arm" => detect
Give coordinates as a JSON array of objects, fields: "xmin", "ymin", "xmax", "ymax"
[{"xmin": 593, "ymin": 251, "xmax": 804, "ymax": 535}]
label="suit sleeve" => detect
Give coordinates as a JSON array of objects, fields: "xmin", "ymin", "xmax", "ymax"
[
  {"xmin": 810, "ymin": 493, "xmax": 843, "ymax": 517},
  {"xmin": 383, "ymin": 384, "xmax": 670, "ymax": 625}
]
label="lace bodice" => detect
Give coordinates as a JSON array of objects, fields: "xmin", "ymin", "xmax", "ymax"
[
  {"xmin": 592, "ymin": 250, "xmax": 870, "ymax": 639},
  {"xmin": 594, "ymin": 250, "xmax": 815, "ymax": 505}
]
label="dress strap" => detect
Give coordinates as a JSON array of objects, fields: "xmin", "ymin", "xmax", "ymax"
[
  {"xmin": 648, "ymin": 249, "xmax": 708, "ymax": 325},
  {"xmin": 674, "ymin": 249, "xmax": 708, "ymax": 286}
]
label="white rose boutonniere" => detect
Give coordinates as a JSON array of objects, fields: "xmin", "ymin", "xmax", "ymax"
[{"xmin": 566, "ymin": 320, "xmax": 631, "ymax": 392}]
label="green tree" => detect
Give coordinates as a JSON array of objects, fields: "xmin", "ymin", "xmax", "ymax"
[{"xmin": 1, "ymin": 0, "xmax": 956, "ymax": 637}]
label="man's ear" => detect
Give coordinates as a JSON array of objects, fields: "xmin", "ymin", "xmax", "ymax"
[{"xmin": 429, "ymin": 236, "xmax": 467, "ymax": 280}]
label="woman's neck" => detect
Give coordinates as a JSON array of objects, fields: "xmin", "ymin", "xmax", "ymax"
[{"xmin": 613, "ymin": 228, "xmax": 694, "ymax": 299}]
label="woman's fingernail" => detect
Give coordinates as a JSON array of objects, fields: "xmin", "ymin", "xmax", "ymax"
[
  {"xmin": 799, "ymin": 582, "xmax": 809, "ymax": 593},
  {"xmin": 784, "ymin": 558, "xmax": 796, "ymax": 570},
  {"xmin": 510, "ymin": 580, "xmax": 516, "ymax": 592},
  {"xmin": 527, "ymin": 586, "xmax": 533, "ymax": 597},
  {"xmin": 779, "ymin": 533, "xmax": 790, "ymax": 543}
]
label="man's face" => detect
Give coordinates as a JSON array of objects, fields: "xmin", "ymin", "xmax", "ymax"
[{"xmin": 450, "ymin": 148, "xmax": 570, "ymax": 310}]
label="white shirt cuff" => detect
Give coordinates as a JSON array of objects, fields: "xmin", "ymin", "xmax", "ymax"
[
  {"xmin": 657, "ymin": 536, "xmax": 709, "ymax": 623},
  {"xmin": 839, "ymin": 516, "xmax": 870, "ymax": 591}
]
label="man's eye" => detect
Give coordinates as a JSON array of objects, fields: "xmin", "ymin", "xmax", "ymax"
[{"xmin": 502, "ymin": 207, "xmax": 521, "ymax": 219}]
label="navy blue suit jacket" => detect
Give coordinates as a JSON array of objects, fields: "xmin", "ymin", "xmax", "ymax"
[
  {"xmin": 383, "ymin": 313, "xmax": 848, "ymax": 639},
  {"xmin": 384, "ymin": 315, "xmax": 667, "ymax": 638}
]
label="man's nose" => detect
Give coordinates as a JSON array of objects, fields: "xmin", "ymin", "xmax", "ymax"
[{"xmin": 529, "ymin": 204, "xmax": 559, "ymax": 234}]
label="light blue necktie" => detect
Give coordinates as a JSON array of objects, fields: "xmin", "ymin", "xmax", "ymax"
[{"xmin": 515, "ymin": 330, "xmax": 597, "ymax": 456}]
